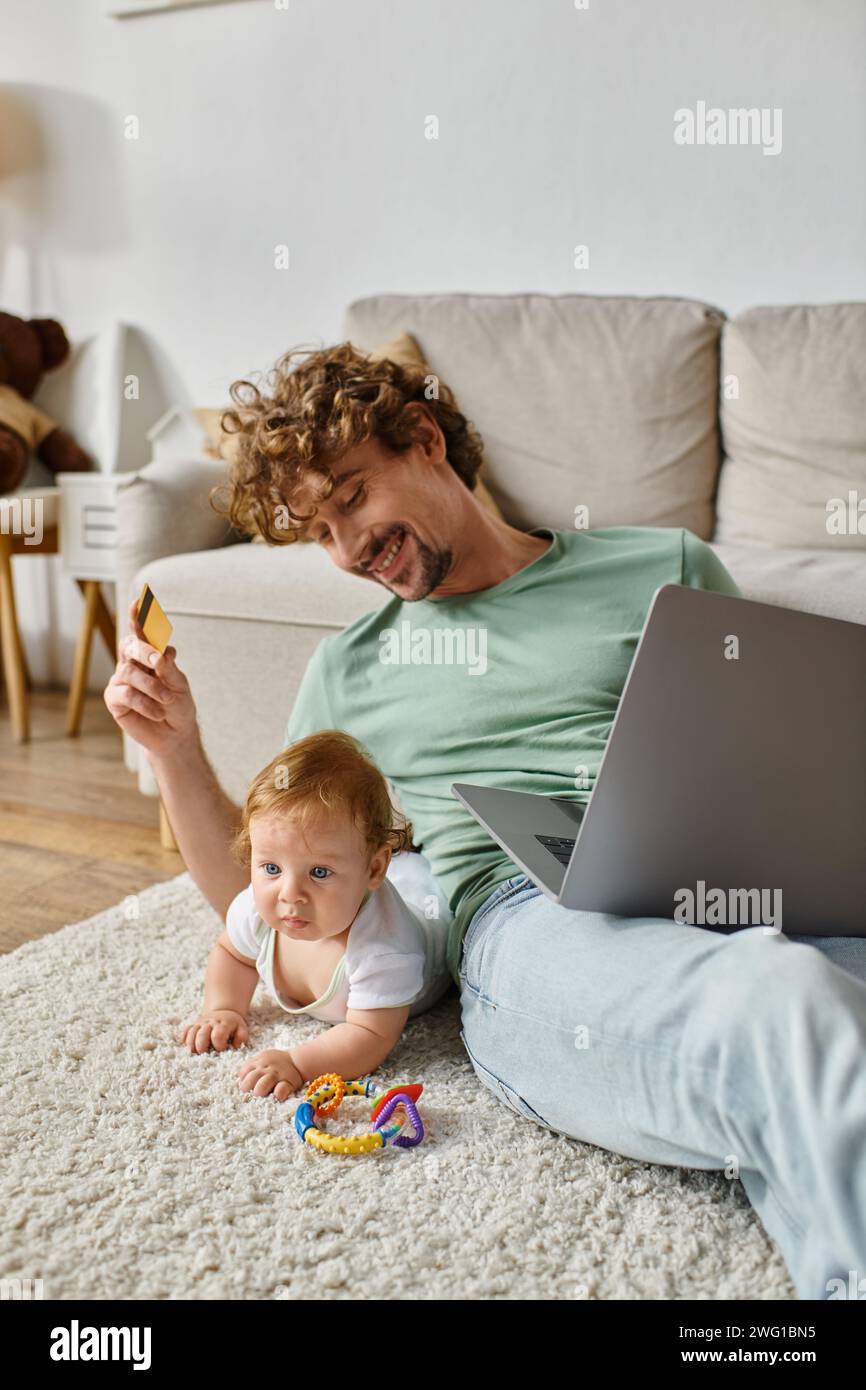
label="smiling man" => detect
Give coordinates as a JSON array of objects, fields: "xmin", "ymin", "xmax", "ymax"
[{"xmin": 105, "ymin": 341, "xmax": 866, "ymax": 1301}]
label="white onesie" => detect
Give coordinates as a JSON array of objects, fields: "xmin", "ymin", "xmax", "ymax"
[{"xmin": 224, "ymin": 850, "xmax": 453, "ymax": 1022}]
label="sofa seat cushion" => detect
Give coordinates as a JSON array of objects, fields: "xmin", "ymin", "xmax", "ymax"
[
  {"xmin": 139, "ymin": 535, "xmax": 390, "ymax": 630},
  {"xmin": 710, "ymin": 541, "xmax": 866, "ymax": 625}
]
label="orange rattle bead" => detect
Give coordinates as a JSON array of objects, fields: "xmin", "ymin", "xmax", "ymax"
[{"xmin": 306, "ymin": 1072, "xmax": 345, "ymax": 1116}]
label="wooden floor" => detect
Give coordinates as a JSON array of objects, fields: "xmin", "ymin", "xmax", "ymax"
[{"xmin": 0, "ymin": 687, "xmax": 185, "ymax": 955}]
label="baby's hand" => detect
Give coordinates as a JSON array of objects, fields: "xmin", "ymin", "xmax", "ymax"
[
  {"xmin": 179, "ymin": 1010, "xmax": 249, "ymax": 1053},
  {"xmin": 238, "ymin": 1049, "xmax": 304, "ymax": 1102}
]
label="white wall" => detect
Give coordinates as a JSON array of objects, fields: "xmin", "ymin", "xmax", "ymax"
[{"xmin": 1, "ymin": 0, "xmax": 864, "ymax": 688}]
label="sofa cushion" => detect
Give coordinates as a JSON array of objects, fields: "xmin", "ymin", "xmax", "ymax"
[
  {"xmin": 715, "ymin": 304, "xmax": 866, "ymax": 550},
  {"xmin": 344, "ymin": 294, "xmax": 725, "ymax": 539},
  {"xmin": 710, "ymin": 540, "xmax": 866, "ymax": 625},
  {"xmin": 140, "ymin": 536, "xmax": 390, "ymax": 629}
]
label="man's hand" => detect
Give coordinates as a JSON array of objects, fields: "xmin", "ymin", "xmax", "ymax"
[
  {"xmin": 180, "ymin": 1009, "xmax": 250, "ymax": 1053},
  {"xmin": 238, "ymin": 1049, "xmax": 304, "ymax": 1102},
  {"xmin": 103, "ymin": 596, "xmax": 198, "ymax": 758}
]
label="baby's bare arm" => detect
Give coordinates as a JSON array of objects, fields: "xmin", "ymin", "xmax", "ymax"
[
  {"xmin": 237, "ymin": 1008, "xmax": 411, "ymax": 1102},
  {"xmin": 204, "ymin": 932, "xmax": 259, "ymax": 1015},
  {"xmin": 180, "ymin": 932, "xmax": 258, "ymax": 1053},
  {"xmin": 289, "ymin": 1006, "xmax": 411, "ymax": 1085}
]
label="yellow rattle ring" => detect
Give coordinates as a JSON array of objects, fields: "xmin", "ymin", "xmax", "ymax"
[{"xmin": 305, "ymin": 1072, "xmax": 344, "ymax": 1117}]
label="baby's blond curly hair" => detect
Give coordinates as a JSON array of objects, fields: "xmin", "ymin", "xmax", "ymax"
[{"xmin": 230, "ymin": 729, "xmax": 414, "ymax": 871}]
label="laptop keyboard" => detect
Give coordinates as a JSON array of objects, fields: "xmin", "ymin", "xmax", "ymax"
[{"xmin": 535, "ymin": 834, "xmax": 576, "ymax": 866}]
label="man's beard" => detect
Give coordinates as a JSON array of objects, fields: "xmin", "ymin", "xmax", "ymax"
[
  {"xmin": 404, "ymin": 532, "xmax": 453, "ymax": 599},
  {"xmin": 367, "ymin": 527, "xmax": 453, "ymax": 600}
]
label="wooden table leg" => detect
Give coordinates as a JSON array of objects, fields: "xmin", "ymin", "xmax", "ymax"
[
  {"xmin": 0, "ymin": 533, "xmax": 29, "ymax": 742},
  {"xmin": 83, "ymin": 579, "xmax": 117, "ymax": 661},
  {"xmin": 159, "ymin": 798, "xmax": 179, "ymax": 852},
  {"xmin": 66, "ymin": 580, "xmax": 117, "ymax": 737},
  {"xmin": 9, "ymin": 597, "xmax": 31, "ymax": 690},
  {"xmin": 66, "ymin": 580, "xmax": 100, "ymax": 737}
]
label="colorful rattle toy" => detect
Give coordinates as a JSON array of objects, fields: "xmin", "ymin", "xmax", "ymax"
[{"xmin": 293, "ymin": 1072, "xmax": 425, "ymax": 1155}]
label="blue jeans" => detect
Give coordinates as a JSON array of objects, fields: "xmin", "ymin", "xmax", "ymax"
[{"xmin": 458, "ymin": 873, "xmax": 866, "ymax": 1301}]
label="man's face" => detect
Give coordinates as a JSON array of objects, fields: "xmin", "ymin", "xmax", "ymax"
[{"xmin": 289, "ymin": 409, "xmax": 456, "ymax": 601}]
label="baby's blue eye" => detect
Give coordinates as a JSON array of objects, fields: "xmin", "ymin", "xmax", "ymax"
[
  {"xmin": 263, "ymin": 864, "xmax": 280, "ymax": 876},
  {"xmin": 310, "ymin": 866, "xmax": 332, "ymax": 880}
]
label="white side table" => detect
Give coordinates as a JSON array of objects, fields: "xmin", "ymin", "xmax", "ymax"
[{"xmin": 57, "ymin": 472, "xmax": 122, "ymax": 736}]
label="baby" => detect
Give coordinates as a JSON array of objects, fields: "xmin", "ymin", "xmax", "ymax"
[{"xmin": 179, "ymin": 729, "xmax": 451, "ymax": 1100}]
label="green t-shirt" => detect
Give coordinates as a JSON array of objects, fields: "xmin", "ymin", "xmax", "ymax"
[{"xmin": 284, "ymin": 525, "xmax": 742, "ymax": 985}]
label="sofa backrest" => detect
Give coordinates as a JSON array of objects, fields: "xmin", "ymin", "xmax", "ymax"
[
  {"xmin": 716, "ymin": 304, "xmax": 866, "ymax": 551},
  {"xmin": 344, "ymin": 293, "xmax": 725, "ymax": 540}
]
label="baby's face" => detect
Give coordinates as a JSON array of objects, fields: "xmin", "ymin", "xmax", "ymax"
[{"xmin": 249, "ymin": 808, "xmax": 390, "ymax": 943}]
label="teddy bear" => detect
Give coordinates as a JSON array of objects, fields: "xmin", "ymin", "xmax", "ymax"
[{"xmin": 0, "ymin": 311, "xmax": 93, "ymax": 494}]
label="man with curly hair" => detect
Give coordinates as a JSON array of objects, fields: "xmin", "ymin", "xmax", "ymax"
[{"xmin": 106, "ymin": 342, "xmax": 866, "ymax": 1301}]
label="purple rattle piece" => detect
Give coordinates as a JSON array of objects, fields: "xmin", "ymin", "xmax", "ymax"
[{"xmin": 372, "ymin": 1091, "xmax": 425, "ymax": 1148}]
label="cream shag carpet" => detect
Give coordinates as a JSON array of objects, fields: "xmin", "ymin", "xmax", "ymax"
[{"xmin": 0, "ymin": 872, "xmax": 796, "ymax": 1300}]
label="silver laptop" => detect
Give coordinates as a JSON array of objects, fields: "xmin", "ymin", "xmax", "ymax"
[{"xmin": 451, "ymin": 584, "xmax": 866, "ymax": 936}]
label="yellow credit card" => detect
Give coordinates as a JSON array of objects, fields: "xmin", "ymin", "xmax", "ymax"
[{"xmin": 136, "ymin": 582, "xmax": 173, "ymax": 654}]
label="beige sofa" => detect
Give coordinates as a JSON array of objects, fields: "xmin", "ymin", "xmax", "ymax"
[{"xmin": 115, "ymin": 293, "xmax": 866, "ymax": 806}]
